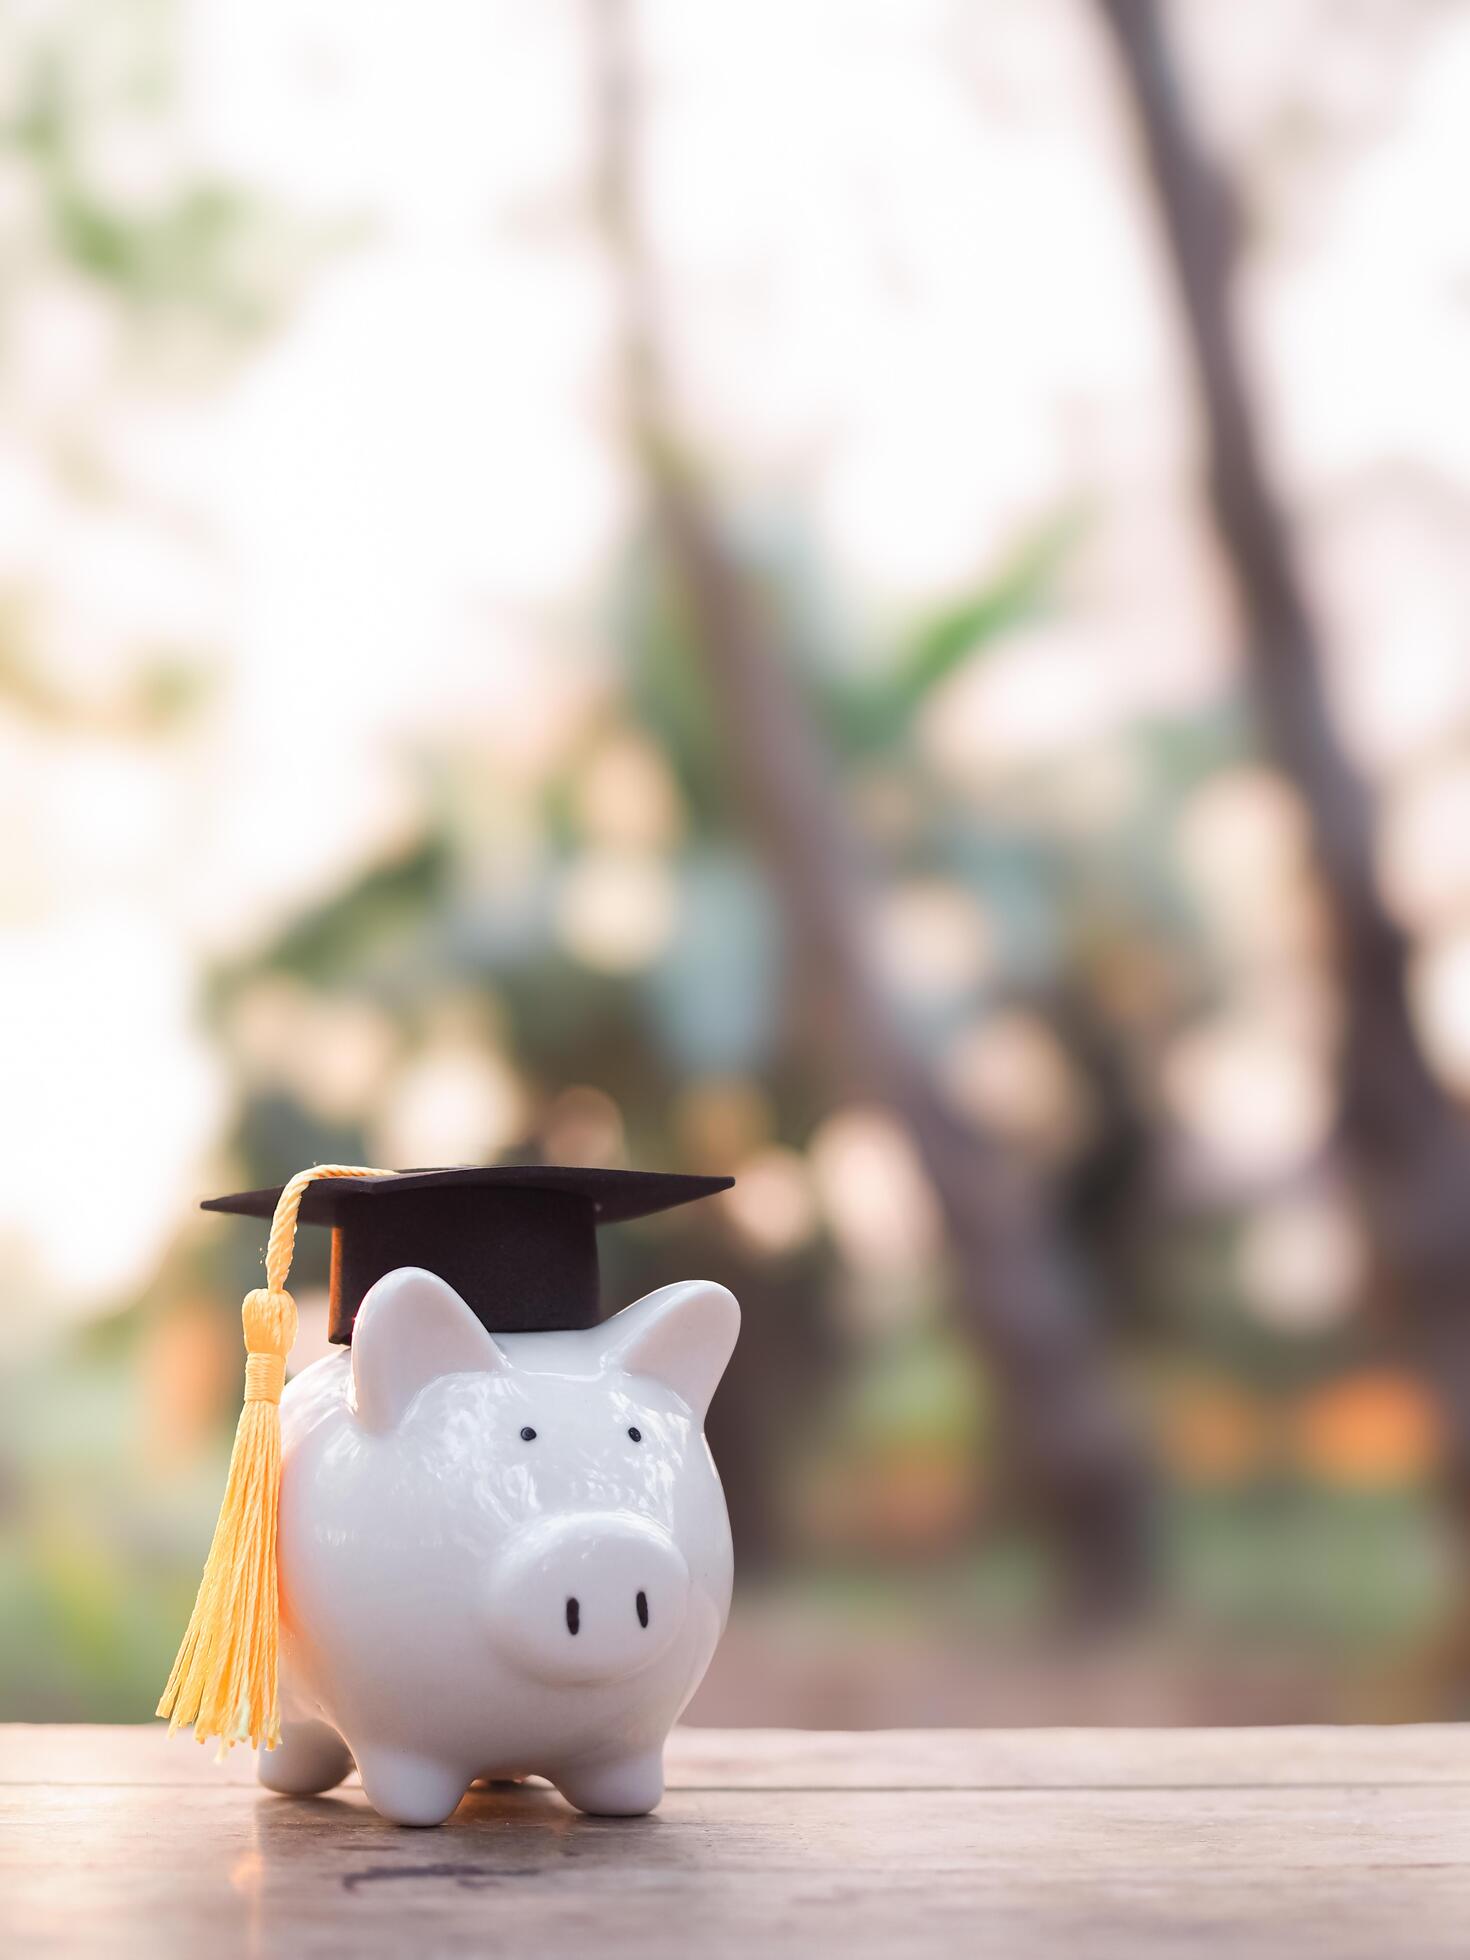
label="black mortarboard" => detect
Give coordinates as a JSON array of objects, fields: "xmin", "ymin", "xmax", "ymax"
[{"xmin": 202, "ymin": 1164, "xmax": 734, "ymax": 1344}]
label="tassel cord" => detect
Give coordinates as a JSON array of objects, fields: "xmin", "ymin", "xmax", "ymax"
[{"xmin": 156, "ymin": 1163, "xmax": 390, "ymax": 1751}]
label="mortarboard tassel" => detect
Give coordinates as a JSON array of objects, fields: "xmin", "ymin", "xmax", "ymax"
[{"xmin": 157, "ymin": 1163, "xmax": 390, "ymax": 1753}]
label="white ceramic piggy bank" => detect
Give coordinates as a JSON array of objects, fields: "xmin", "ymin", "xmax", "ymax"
[{"xmin": 259, "ymin": 1266, "xmax": 739, "ymax": 1825}]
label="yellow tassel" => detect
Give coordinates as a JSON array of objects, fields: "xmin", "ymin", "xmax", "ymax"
[{"xmin": 157, "ymin": 1163, "xmax": 390, "ymax": 1752}]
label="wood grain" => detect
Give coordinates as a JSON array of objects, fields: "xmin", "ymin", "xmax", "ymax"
[{"xmin": 4, "ymin": 1725, "xmax": 1470, "ymax": 1956}]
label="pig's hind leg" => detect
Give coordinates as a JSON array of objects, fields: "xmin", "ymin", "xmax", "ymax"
[
  {"xmin": 553, "ymin": 1747, "xmax": 665, "ymax": 1817},
  {"xmin": 258, "ymin": 1716, "xmax": 353, "ymax": 1797}
]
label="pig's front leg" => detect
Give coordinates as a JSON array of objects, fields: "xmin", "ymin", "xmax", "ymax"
[
  {"xmin": 552, "ymin": 1748, "xmax": 665, "ymax": 1817},
  {"xmin": 354, "ymin": 1744, "xmax": 469, "ymax": 1827},
  {"xmin": 258, "ymin": 1716, "xmax": 352, "ymax": 1797}
]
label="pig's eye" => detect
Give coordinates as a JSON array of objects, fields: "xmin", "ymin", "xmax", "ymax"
[
  {"xmin": 627, "ymin": 1426, "xmax": 642, "ymax": 1443},
  {"xmin": 519, "ymin": 1426, "xmax": 537, "ymax": 1442}
]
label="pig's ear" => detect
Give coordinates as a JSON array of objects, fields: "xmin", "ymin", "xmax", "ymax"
[
  {"xmin": 599, "ymin": 1280, "xmax": 740, "ymax": 1422},
  {"xmin": 351, "ymin": 1266, "xmax": 509, "ymax": 1433}
]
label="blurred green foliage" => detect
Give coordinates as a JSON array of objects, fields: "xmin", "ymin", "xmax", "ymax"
[{"xmin": 0, "ymin": 0, "xmax": 1457, "ymax": 1730}]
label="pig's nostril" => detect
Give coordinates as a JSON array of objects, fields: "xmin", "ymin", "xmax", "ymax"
[
  {"xmin": 565, "ymin": 1597, "xmax": 580, "ymax": 1637},
  {"xmin": 636, "ymin": 1589, "xmax": 649, "ymax": 1629}
]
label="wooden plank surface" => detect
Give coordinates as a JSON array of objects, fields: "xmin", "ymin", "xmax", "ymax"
[{"xmin": 3, "ymin": 1724, "xmax": 1469, "ymax": 1957}]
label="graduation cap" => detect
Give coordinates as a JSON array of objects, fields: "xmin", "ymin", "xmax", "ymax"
[
  {"xmin": 202, "ymin": 1163, "xmax": 734, "ymax": 1344},
  {"xmin": 159, "ymin": 1161, "xmax": 732, "ymax": 1757}
]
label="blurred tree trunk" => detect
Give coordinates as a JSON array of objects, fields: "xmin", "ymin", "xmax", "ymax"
[
  {"xmin": 590, "ymin": 0, "xmax": 1154, "ymax": 1615},
  {"xmin": 1095, "ymin": 0, "xmax": 1470, "ymax": 1510}
]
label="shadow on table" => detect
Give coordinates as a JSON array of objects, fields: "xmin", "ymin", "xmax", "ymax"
[{"xmin": 250, "ymin": 1775, "xmax": 667, "ymax": 1898}]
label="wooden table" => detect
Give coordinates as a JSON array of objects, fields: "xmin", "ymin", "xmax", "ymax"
[{"xmin": 4, "ymin": 1724, "xmax": 1469, "ymax": 1955}]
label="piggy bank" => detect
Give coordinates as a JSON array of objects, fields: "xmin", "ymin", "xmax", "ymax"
[{"xmin": 258, "ymin": 1266, "xmax": 739, "ymax": 1825}]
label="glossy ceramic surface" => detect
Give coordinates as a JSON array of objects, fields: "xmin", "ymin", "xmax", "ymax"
[{"xmin": 259, "ymin": 1268, "xmax": 739, "ymax": 1826}]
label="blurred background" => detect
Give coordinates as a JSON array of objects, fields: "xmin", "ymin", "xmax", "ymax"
[{"xmin": 6, "ymin": 0, "xmax": 1470, "ymax": 1730}]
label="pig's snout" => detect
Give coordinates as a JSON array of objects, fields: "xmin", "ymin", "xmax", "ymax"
[{"xmin": 484, "ymin": 1513, "xmax": 689, "ymax": 1686}]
